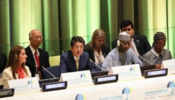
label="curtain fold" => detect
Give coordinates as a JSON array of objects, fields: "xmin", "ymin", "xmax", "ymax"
[
  {"xmin": 0, "ymin": 0, "xmax": 10, "ymax": 55},
  {"xmin": 43, "ymin": 0, "xmax": 60, "ymax": 56},
  {"xmin": 136, "ymin": 0, "xmax": 167, "ymax": 46},
  {"xmin": 60, "ymin": 0, "xmax": 100, "ymax": 51},
  {"xmin": 167, "ymin": 0, "xmax": 175, "ymax": 57}
]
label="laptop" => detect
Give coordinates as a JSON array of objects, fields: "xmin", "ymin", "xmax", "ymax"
[{"xmin": 140, "ymin": 65, "xmax": 156, "ymax": 76}]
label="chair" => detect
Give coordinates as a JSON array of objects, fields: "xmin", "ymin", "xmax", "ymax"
[
  {"xmin": 95, "ymin": 63, "xmax": 102, "ymax": 71},
  {"xmin": 41, "ymin": 65, "xmax": 60, "ymax": 79},
  {"xmin": 49, "ymin": 56, "xmax": 60, "ymax": 66}
]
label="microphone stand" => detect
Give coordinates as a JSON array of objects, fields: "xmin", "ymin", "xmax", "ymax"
[{"xmin": 42, "ymin": 66, "xmax": 56, "ymax": 78}]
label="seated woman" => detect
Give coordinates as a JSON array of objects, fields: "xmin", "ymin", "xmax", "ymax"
[
  {"xmin": 142, "ymin": 32, "xmax": 172, "ymax": 69},
  {"xmin": 2, "ymin": 46, "xmax": 31, "ymax": 80},
  {"xmin": 84, "ymin": 29, "xmax": 110, "ymax": 68}
]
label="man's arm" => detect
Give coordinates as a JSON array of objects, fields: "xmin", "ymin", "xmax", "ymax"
[
  {"xmin": 87, "ymin": 61, "xmax": 97, "ymax": 72},
  {"xmin": 130, "ymin": 49, "xmax": 143, "ymax": 66},
  {"xmin": 45, "ymin": 51, "xmax": 50, "ymax": 68},
  {"xmin": 101, "ymin": 50, "xmax": 116, "ymax": 71},
  {"xmin": 0, "ymin": 53, "xmax": 7, "ymax": 73},
  {"xmin": 59, "ymin": 55, "xmax": 68, "ymax": 73}
]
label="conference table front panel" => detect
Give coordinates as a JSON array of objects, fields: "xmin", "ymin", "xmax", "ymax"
[{"xmin": 2, "ymin": 75, "xmax": 175, "ymax": 100}]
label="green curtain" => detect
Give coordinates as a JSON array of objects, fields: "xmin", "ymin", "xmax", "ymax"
[
  {"xmin": 167, "ymin": 0, "xmax": 175, "ymax": 58},
  {"xmin": 0, "ymin": 0, "xmax": 10, "ymax": 55},
  {"xmin": 59, "ymin": 0, "xmax": 100, "ymax": 51},
  {"xmin": 0, "ymin": 0, "xmax": 175, "ymax": 58},
  {"xmin": 0, "ymin": 0, "xmax": 59, "ymax": 56},
  {"xmin": 43, "ymin": 0, "xmax": 60, "ymax": 56}
]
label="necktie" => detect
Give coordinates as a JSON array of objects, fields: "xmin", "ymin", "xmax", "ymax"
[
  {"xmin": 34, "ymin": 51, "xmax": 40, "ymax": 70},
  {"xmin": 75, "ymin": 58, "xmax": 79, "ymax": 71}
]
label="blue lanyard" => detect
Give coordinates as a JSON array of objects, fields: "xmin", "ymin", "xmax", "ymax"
[{"xmin": 153, "ymin": 54, "xmax": 163, "ymax": 64}]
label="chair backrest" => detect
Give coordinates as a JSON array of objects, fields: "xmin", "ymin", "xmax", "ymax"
[
  {"xmin": 41, "ymin": 65, "xmax": 60, "ymax": 79},
  {"xmin": 49, "ymin": 56, "xmax": 60, "ymax": 66},
  {"xmin": 96, "ymin": 63, "xmax": 102, "ymax": 71}
]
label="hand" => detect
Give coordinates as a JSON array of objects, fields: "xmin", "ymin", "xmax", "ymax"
[{"xmin": 155, "ymin": 64, "xmax": 161, "ymax": 69}]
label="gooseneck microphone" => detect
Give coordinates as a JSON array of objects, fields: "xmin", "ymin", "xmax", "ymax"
[
  {"xmin": 42, "ymin": 66, "xmax": 56, "ymax": 78},
  {"xmin": 89, "ymin": 59, "xmax": 107, "ymax": 71},
  {"xmin": 139, "ymin": 56, "xmax": 153, "ymax": 65}
]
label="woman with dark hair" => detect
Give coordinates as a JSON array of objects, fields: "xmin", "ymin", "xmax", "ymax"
[
  {"xmin": 84, "ymin": 29, "xmax": 110, "ymax": 66},
  {"xmin": 2, "ymin": 46, "xmax": 31, "ymax": 80},
  {"xmin": 142, "ymin": 32, "xmax": 172, "ymax": 69}
]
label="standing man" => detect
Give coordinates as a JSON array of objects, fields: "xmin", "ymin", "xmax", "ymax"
[
  {"xmin": 102, "ymin": 32, "xmax": 143, "ymax": 71},
  {"xmin": 59, "ymin": 36, "xmax": 97, "ymax": 73},
  {"xmin": 25, "ymin": 29, "xmax": 50, "ymax": 77},
  {"xmin": 112, "ymin": 20, "xmax": 151, "ymax": 56}
]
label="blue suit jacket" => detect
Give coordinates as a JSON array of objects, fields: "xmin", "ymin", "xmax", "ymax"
[
  {"xmin": 0, "ymin": 52, "xmax": 7, "ymax": 73},
  {"xmin": 59, "ymin": 50, "xmax": 97, "ymax": 73}
]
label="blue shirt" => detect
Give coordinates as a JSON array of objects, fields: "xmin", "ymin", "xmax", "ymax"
[{"xmin": 102, "ymin": 48, "xmax": 143, "ymax": 71}]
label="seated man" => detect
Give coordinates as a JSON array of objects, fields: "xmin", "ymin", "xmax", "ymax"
[
  {"xmin": 59, "ymin": 36, "xmax": 97, "ymax": 73},
  {"xmin": 0, "ymin": 52, "xmax": 7, "ymax": 77},
  {"xmin": 102, "ymin": 31, "xmax": 143, "ymax": 71},
  {"xmin": 25, "ymin": 29, "xmax": 50, "ymax": 77},
  {"xmin": 142, "ymin": 32, "xmax": 172, "ymax": 69},
  {"xmin": 112, "ymin": 20, "xmax": 151, "ymax": 56}
]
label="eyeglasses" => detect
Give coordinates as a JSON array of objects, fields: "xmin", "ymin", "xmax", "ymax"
[{"xmin": 32, "ymin": 36, "xmax": 43, "ymax": 40}]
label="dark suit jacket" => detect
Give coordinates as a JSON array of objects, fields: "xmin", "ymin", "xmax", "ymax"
[
  {"xmin": 59, "ymin": 50, "xmax": 97, "ymax": 73},
  {"xmin": 111, "ymin": 35, "xmax": 151, "ymax": 56},
  {"xmin": 84, "ymin": 44, "xmax": 110, "ymax": 62},
  {"xmin": 0, "ymin": 52, "xmax": 7, "ymax": 73},
  {"xmin": 25, "ymin": 46, "xmax": 50, "ymax": 77}
]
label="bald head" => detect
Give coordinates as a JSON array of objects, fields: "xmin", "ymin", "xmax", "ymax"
[
  {"xmin": 29, "ymin": 29, "xmax": 43, "ymax": 50},
  {"xmin": 29, "ymin": 29, "xmax": 41, "ymax": 37}
]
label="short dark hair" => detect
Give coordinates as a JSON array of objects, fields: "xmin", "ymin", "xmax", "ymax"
[
  {"xmin": 70, "ymin": 36, "xmax": 85, "ymax": 47},
  {"xmin": 120, "ymin": 20, "xmax": 134, "ymax": 29}
]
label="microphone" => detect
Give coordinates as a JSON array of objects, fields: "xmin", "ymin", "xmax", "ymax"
[
  {"xmin": 42, "ymin": 66, "xmax": 56, "ymax": 78},
  {"xmin": 89, "ymin": 59, "xmax": 107, "ymax": 71},
  {"xmin": 139, "ymin": 56, "xmax": 153, "ymax": 65}
]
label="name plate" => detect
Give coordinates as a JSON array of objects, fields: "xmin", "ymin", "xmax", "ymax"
[
  {"xmin": 144, "ymin": 68, "xmax": 168, "ymax": 78},
  {"xmin": 112, "ymin": 64, "xmax": 142, "ymax": 81},
  {"xmin": 94, "ymin": 74, "xmax": 118, "ymax": 85},
  {"xmin": 59, "ymin": 70, "xmax": 93, "ymax": 88},
  {"xmin": 161, "ymin": 59, "xmax": 175, "ymax": 74},
  {"xmin": 8, "ymin": 77, "xmax": 40, "ymax": 95},
  {"xmin": 42, "ymin": 81, "xmax": 67, "ymax": 92}
]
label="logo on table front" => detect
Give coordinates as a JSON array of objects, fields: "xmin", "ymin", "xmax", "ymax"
[
  {"xmin": 80, "ymin": 73, "xmax": 87, "ymax": 81},
  {"xmin": 122, "ymin": 87, "xmax": 133, "ymax": 100},
  {"xmin": 130, "ymin": 67, "xmax": 137, "ymax": 74},
  {"xmin": 75, "ymin": 93, "xmax": 86, "ymax": 100},
  {"xmin": 167, "ymin": 81, "xmax": 175, "ymax": 95},
  {"xmin": 28, "ymin": 80, "xmax": 34, "ymax": 88}
]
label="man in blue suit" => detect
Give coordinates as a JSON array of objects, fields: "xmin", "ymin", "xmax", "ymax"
[{"xmin": 59, "ymin": 36, "xmax": 97, "ymax": 73}]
